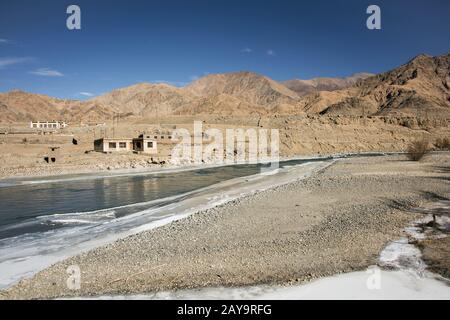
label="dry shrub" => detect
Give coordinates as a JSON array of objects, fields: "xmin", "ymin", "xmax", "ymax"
[
  {"xmin": 435, "ymin": 137, "xmax": 450, "ymax": 150},
  {"xmin": 406, "ymin": 139, "xmax": 430, "ymax": 161}
]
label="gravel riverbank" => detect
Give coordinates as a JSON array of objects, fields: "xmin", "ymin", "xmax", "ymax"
[{"xmin": 2, "ymin": 154, "xmax": 449, "ymax": 299}]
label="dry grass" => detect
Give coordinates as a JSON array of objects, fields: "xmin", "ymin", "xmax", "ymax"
[
  {"xmin": 406, "ymin": 139, "xmax": 430, "ymax": 161},
  {"xmin": 435, "ymin": 137, "xmax": 450, "ymax": 150}
]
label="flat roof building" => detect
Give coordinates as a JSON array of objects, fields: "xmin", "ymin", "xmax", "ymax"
[
  {"xmin": 94, "ymin": 134, "xmax": 157, "ymax": 154},
  {"xmin": 30, "ymin": 121, "xmax": 68, "ymax": 129}
]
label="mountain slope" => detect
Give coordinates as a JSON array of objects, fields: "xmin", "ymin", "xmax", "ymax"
[
  {"xmin": 0, "ymin": 90, "xmax": 71, "ymax": 122},
  {"xmin": 0, "ymin": 53, "xmax": 448, "ymax": 123},
  {"xmin": 185, "ymin": 71, "xmax": 301, "ymax": 108},
  {"xmin": 177, "ymin": 93, "xmax": 266, "ymax": 116},
  {"xmin": 283, "ymin": 73, "xmax": 373, "ymax": 96},
  {"xmin": 320, "ymin": 53, "xmax": 450, "ymax": 117},
  {"xmin": 0, "ymin": 90, "xmax": 119, "ymax": 123},
  {"xmin": 91, "ymin": 83, "xmax": 195, "ymax": 116}
]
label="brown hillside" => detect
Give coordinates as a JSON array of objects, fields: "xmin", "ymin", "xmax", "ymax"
[
  {"xmin": 320, "ymin": 53, "xmax": 450, "ymax": 117},
  {"xmin": 186, "ymin": 71, "xmax": 300, "ymax": 108},
  {"xmin": 91, "ymin": 83, "xmax": 195, "ymax": 117},
  {"xmin": 283, "ymin": 73, "xmax": 373, "ymax": 96},
  {"xmin": 0, "ymin": 53, "xmax": 448, "ymax": 123}
]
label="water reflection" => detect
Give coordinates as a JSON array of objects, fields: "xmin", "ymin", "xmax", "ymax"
[
  {"xmin": 0, "ymin": 158, "xmax": 347, "ymax": 240},
  {"xmin": 0, "ymin": 163, "xmax": 273, "ymax": 238}
]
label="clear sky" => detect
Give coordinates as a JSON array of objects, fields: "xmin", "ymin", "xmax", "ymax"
[{"xmin": 0, "ymin": 0, "xmax": 449, "ymax": 99}]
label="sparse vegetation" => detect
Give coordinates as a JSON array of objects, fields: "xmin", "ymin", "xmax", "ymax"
[
  {"xmin": 406, "ymin": 139, "xmax": 430, "ymax": 161},
  {"xmin": 400, "ymin": 118, "xmax": 416, "ymax": 129},
  {"xmin": 435, "ymin": 137, "xmax": 450, "ymax": 150}
]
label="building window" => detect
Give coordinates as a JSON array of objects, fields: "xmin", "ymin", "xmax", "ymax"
[
  {"xmin": 119, "ymin": 142, "xmax": 127, "ymax": 148},
  {"xmin": 136, "ymin": 141, "xmax": 142, "ymax": 149},
  {"xmin": 154, "ymin": 136, "xmax": 158, "ymax": 139},
  {"xmin": 161, "ymin": 136, "xmax": 164, "ymax": 139},
  {"xmin": 109, "ymin": 142, "xmax": 117, "ymax": 149},
  {"xmin": 168, "ymin": 136, "xmax": 172, "ymax": 139},
  {"xmin": 147, "ymin": 142, "xmax": 154, "ymax": 148}
]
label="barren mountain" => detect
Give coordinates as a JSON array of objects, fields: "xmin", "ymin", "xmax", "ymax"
[
  {"xmin": 320, "ymin": 53, "xmax": 450, "ymax": 117},
  {"xmin": 283, "ymin": 73, "xmax": 373, "ymax": 96},
  {"xmin": 0, "ymin": 90, "xmax": 72, "ymax": 122},
  {"xmin": 185, "ymin": 71, "xmax": 301, "ymax": 108},
  {"xmin": 91, "ymin": 83, "xmax": 195, "ymax": 116},
  {"xmin": 297, "ymin": 90, "xmax": 354, "ymax": 114},
  {"xmin": 177, "ymin": 93, "xmax": 266, "ymax": 116},
  {"xmin": 0, "ymin": 90, "xmax": 120, "ymax": 123},
  {"xmin": 62, "ymin": 101, "xmax": 119, "ymax": 123},
  {"xmin": 0, "ymin": 53, "xmax": 448, "ymax": 123}
]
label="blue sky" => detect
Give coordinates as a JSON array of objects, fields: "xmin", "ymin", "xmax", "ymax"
[{"xmin": 0, "ymin": 0, "xmax": 449, "ymax": 99}]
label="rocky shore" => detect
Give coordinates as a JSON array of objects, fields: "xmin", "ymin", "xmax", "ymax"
[{"xmin": 2, "ymin": 154, "xmax": 449, "ymax": 299}]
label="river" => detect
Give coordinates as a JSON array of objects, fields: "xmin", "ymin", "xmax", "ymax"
[{"xmin": 0, "ymin": 156, "xmax": 342, "ymax": 288}]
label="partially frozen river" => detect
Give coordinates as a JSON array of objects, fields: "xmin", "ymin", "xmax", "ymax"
[{"xmin": 0, "ymin": 157, "xmax": 336, "ymax": 288}]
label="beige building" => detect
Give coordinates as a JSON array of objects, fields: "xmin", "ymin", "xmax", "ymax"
[
  {"xmin": 94, "ymin": 134, "xmax": 157, "ymax": 154},
  {"xmin": 132, "ymin": 134, "xmax": 158, "ymax": 153},
  {"xmin": 94, "ymin": 138, "xmax": 133, "ymax": 153}
]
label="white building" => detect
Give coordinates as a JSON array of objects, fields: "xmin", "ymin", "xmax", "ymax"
[
  {"xmin": 94, "ymin": 134, "xmax": 157, "ymax": 154},
  {"xmin": 30, "ymin": 121, "xmax": 68, "ymax": 129}
]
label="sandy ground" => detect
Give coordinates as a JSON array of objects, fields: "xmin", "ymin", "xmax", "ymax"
[
  {"xmin": 1, "ymin": 154, "xmax": 449, "ymax": 299},
  {"xmin": 1, "ymin": 116, "xmax": 449, "ymax": 179}
]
